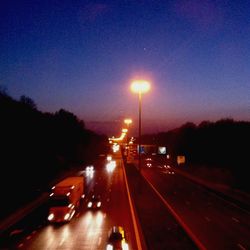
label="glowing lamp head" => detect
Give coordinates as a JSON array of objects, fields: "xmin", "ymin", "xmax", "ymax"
[
  {"xmin": 124, "ymin": 119, "xmax": 132, "ymax": 125},
  {"xmin": 131, "ymin": 80, "xmax": 150, "ymax": 94}
]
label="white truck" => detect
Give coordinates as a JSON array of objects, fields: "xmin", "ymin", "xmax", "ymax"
[{"xmin": 48, "ymin": 177, "xmax": 84, "ymax": 223}]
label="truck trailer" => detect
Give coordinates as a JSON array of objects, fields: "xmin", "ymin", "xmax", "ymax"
[{"xmin": 48, "ymin": 176, "xmax": 84, "ymax": 223}]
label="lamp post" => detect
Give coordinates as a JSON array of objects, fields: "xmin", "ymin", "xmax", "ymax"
[
  {"xmin": 124, "ymin": 119, "xmax": 132, "ymax": 157},
  {"xmin": 130, "ymin": 80, "xmax": 150, "ymax": 172}
]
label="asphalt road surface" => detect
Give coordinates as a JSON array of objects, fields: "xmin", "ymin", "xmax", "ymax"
[
  {"xmin": 1, "ymin": 155, "xmax": 138, "ymax": 250},
  {"xmin": 141, "ymin": 164, "xmax": 250, "ymax": 250}
]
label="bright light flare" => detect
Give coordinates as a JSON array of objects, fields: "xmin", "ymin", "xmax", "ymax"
[
  {"xmin": 106, "ymin": 160, "xmax": 116, "ymax": 172},
  {"xmin": 64, "ymin": 213, "xmax": 70, "ymax": 221},
  {"xmin": 124, "ymin": 118, "xmax": 132, "ymax": 125},
  {"xmin": 131, "ymin": 80, "xmax": 150, "ymax": 93},
  {"xmin": 86, "ymin": 165, "xmax": 94, "ymax": 178},
  {"xmin": 48, "ymin": 213, "xmax": 54, "ymax": 221},
  {"xmin": 122, "ymin": 242, "xmax": 129, "ymax": 250},
  {"xmin": 106, "ymin": 244, "xmax": 113, "ymax": 250},
  {"xmin": 96, "ymin": 212, "xmax": 103, "ymax": 225},
  {"xmin": 112, "ymin": 144, "xmax": 119, "ymax": 152}
]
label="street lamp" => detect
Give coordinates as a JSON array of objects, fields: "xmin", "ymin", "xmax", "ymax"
[
  {"xmin": 124, "ymin": 119, "xmax": 132, "ymax": 157},
  {"xmin": 130, "ymin": 80, "xmax": 150, "ymax": 172}
]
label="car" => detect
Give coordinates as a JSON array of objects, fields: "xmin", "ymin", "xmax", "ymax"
[
  {"xmin": 87, "ymin": 195, "xmax": 101, "ymax": 209},
  {"xmin": 85, "ymin": 165, "xmax": 94, "ymax": 177},
  {"xmin": 106, "ymin": 226, "xmax": 129, "ymax": 250}
]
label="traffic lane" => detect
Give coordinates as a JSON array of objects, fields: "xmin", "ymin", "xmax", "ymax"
[
  {"xmin": 142, "ymin": 167, "xmax": 250, "ymax": 250},
  {"xmin": 147, "ymin": 167, "xmax": 250, "ymax": 250},
  {"xmin": 1, "ymin": 161, "xmax": 107, "ymax": 249},
  {"xmin": 156, "ymin": 167, "xmax": 250, "ymax": 248},
  {"xmin": 102, "ymin": 158, "xmax": 138, "ymax": 250},
  {"xmin": 5, "ymin": 157, "xmax": 137, "ymax": 250},
  {"xmin": 125, "ymin": 163, "xmax": 198, "ymax": 250},
  {"xmin": 10, "ymin": 170, "xmax": 109, "ymax": 249},
  {"xmin": 81, "ymin": 157, "xmax": 138, "ymax": 250}
]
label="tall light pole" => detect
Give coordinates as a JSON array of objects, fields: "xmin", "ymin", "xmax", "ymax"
[
  {"xmin": 130, "ymin": 80, "xmax": 150, "ymax": 172},
  {"xmin": 124, "ymin": 118, "xmax": 132, "ymax": 157}
]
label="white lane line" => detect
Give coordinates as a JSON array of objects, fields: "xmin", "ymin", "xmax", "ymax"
[
  {"xmin": 232, "ymin": 217, "xmax": 239, "ymax": 223},
  {"xmin": 26, "ymin": 235, "xmax": 31, "ymax": 240},
  {"xmin": 237, "ymin": 243, "xmax": 246, "ymax": 250},
  {"xmin": 122, "ymin": 163, "xmax": 143, "ymax": 250},
  {"xmin": 32, "ymin": 230, "xmax": 36, "ymax": 234},
  {"xmin": 18, "ymin": 243, "xmax": 24, "ymax": 248},
  {"xmin": 10, "ymin": 229, "xmax": 23, "ymax": 236},
  {"xmin": 143, "ymin": 175, "xmax": 207, "ymax": 250},
  {"xmin": 98, "ymin": 237, "xmax": 102, "ymax": 245},
  {"xmin": 59, "ymin": 238, "xmax": 65, "ymax": 246}
]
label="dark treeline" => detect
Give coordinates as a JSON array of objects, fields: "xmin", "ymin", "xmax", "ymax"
[
  {"xmin": 0, "ymin": 89, "xmax": 108, "ymax": 217},
  {"xmin": 142, "ymin": 119, "xmax": 250, "ymax": 191}
]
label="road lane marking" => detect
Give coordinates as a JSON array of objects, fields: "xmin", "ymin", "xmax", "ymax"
[
  {"xmin": 122, "ymin": 163, "xmax": 143, "ymax": 250},
  {"xmin": 190, "ymin": 179, "xmax": 250, "ymax": 215},
  {"xmin": 59, "ymin": 238, "xmax": 65, "ymax": 246},
  {"xmin": 32, "ymin": 230, "xmax": 36, "ymax": 234},
  {"xmin": 18, "ymin": 243, "xmax": 24, "ymax": 248},
  {"xmin": 232, "ymin": 217, "xmax": 239, "ymax": 223},
  {"xmin": 26, "ymin": 235, "xmax": 31, "ymax": 240},
  {"xmin": 98, "ymin": 237, "xmax": 102, "ymax": 245},
  {"xmin": 142, "ymin": 175, "xmax": 207, "ymax": 250},
  {"xmin": 10, "ymin": 229, "xmax": 23, "ymax": 236},
  {"xmin": 237, "ymin": 243, "xmax": 247, "ymax": 250}
]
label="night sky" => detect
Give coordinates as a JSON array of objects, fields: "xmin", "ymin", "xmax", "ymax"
[{"xmin": 1, "ymin": 0, "xmax": 250, "ymax": 135}]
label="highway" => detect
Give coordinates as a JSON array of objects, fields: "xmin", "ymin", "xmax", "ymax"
[
  {"xmin": 2, "ymin": 150, "xmax": 250, "ymax": 250},
  {"xmin": 141, "ymin": 164, "xmax": 250, "ymax": 250},
  {"xmin": 1, "ymin": 154, "xmax": 138, "ymax": 250}
]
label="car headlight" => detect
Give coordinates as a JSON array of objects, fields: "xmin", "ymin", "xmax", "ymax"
[
  {"xmin": 106, "ymin": 244, "xmax": 113, "ymax": 250},
  {"xmin": 64, "ymin": 213, "xmax": 70, "ymax": 220},
  {"xmin": 97, "ymin": 202, "xmax": 101, "ymax": 207},
  {"xmin": 122, "ymin": 242, "xmax": 129, "ymax": 250},
  {"xmin": 48, "ymin": 213, "xmax": 54, "ymax": 221},
  {"xmin": 88, "ymin": 202, "xmax": 92, "ymax": 208}
]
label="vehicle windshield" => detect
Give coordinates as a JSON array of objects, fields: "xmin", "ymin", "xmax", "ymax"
[
  {"xmin": 50, "ymin": 197, "xmax": 70, "ymax": 207},
  {"xmin": 91, "ymin": 196, "xmax": 100, "ymax": 202},
  {"xmin": 109, "ymin": 232, "xmax": 123, "ymax": 241}
]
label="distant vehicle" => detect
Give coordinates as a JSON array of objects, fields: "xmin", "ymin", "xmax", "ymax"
[
  {"xmin": 87, "ymin": 195, "xmax": 101, "ymax": 209},
  {"xmin": 144, "ymin": 157, "xmax": 153, "ymax": 167},
  {"xmin": 163, "ymin": 165, "xmax": 175, "ymax": 174},
  {"xmin": 107, "ymin": 155, "xmax": 112, "ymax": 161},
  {"xmin": 106, "ymin": 160, "xmax": 116, "ymax": 172},
  {"xmin": 106, "ymin": 226, "xmax": 129, "ymax": 250},
  {"xmin": 48, "ymin": 177, "xmax": 84, "ymax": 223},
  {"xmin": 85, "ymin": 165, "xmax": 94, "ymax": 178}
]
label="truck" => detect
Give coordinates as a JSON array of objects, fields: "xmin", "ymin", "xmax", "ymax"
[{"xmin": 47, "ymin": 177, "xmax": 84, "ymax": 223}]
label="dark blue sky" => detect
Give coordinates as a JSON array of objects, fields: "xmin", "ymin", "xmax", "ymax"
[{"xmin": 1, "ymin": 0, "xmax": 250, "ymax": 135}]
